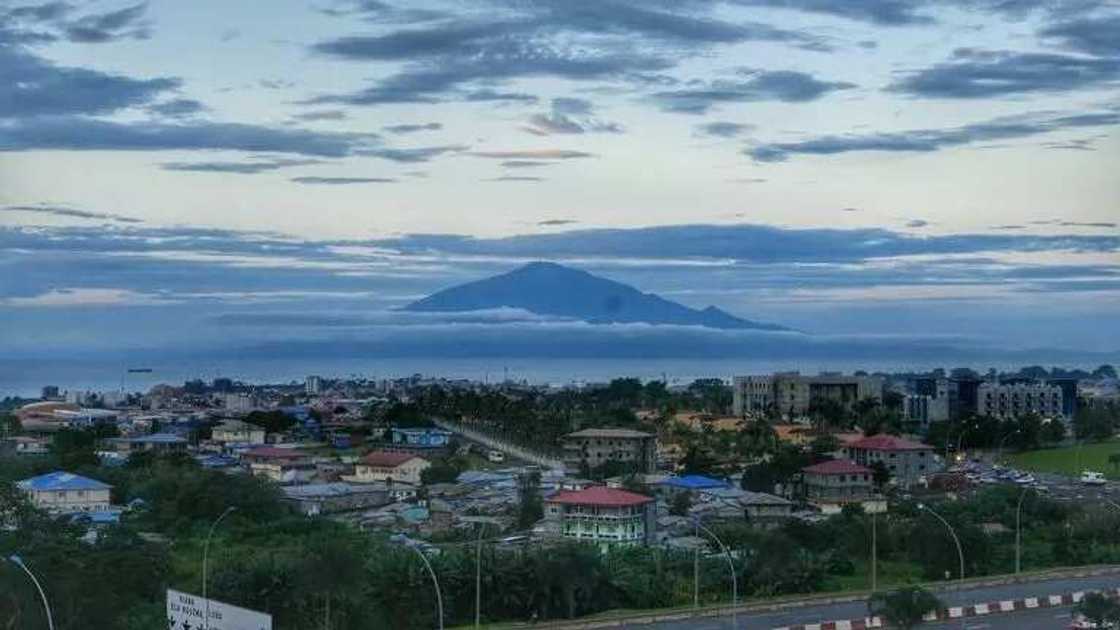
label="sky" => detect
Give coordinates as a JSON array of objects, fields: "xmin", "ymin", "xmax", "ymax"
[{"xmin": 0, "ymin": 0, "xmax": 1118, "ymax": 373}]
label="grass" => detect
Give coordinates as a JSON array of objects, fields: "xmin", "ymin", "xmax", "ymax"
[
  {"xmin": 1008, "ymin": 439, "xmax": 1120, "ymax": 479},
  {"xmin": 824, "ymin": 559, "xmax": 925, "ymax": 592}
]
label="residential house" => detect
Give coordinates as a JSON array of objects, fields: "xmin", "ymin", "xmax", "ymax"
[
  {"xmin": 844, "ymin": 434, "xmax": 937, "ymax": 488},
  {"xmin": 545, "ymin": 486, "xmax": 656, "ymax": 550},
  {"xmin": 108, "ymin": 433, "xmax": 188, "ymax": 455},
  {"xmin": 349, "ymin": 451, "xmax": 430, "ymax": 485},
  {"xmin": 281, "ymin": 483, "xmax": 390, "ymax": 516},
  {"xmin": 561, "ymin": 428, "xmax": 657, "ymax": 474},
  {"xmin": 651, "ymin": 474, "xmax": 728, "ymax": 499},
  {"xmin": 801, "ymin": 460, "xmax": 873, "ymax": 503},
  {"xmin": 740, "ymin": 491, "xmax": 794, "ymax": 527},
  {"xmin": 18, "ymin": 471, "xmax": 113, "ymax": 514},
  {"xmin": 1, "ymin": 436, "xmax": 50, "ymax": 456},
  {"xmin": 240, "ymin": 446, "xmax": 314, "ymax": 483},
  {"xmin": 211, "ymin": 420, "xmax": 266, "ymax": 445}
]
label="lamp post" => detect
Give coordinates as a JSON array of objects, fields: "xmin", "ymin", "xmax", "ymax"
[
  {"xmin": 407, "ymin": 543, "xmax": 445, "ymax": 630},
  {"xmin": 946, "ymin": 423, "xmax": 975, "ymax": 464},
  {"xmin": 5, "ymin": 555, "xmax": 54, "ymax": 630},
  {"xmin": 997, "ymin": 430, "xmax": 1020, "ymax": 466},
  {"xmin": 870, "ymin": 511, "xmax": 878, "ymax": 592},
  {"xmin": 918, "ymin": 504, "xmax": 965, "ymax": 629},
  {"xmin": 1015, "ymin": 487, "xmax": 1033, "ymax": 574},
  {"xmin": 202, "ymin": 506, "xmax": 237, "ymax": 630},
  {"xmin": 693, "ymin": 517, "xmax": 738, "ymax": 628},
  {"xmin": 474, "ymin": 523, "xmax": 493, "ymax": 630}
]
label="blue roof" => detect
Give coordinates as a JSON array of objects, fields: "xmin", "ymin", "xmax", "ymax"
[
  {"xmin": 18, "ymin": 471, "xmax": 112, "ymax": 492},
  {"xmin": 127, "ymin": 433, "xmax": 186, "ymax": 443},
  {"xmin": 657, "ymin": 475, "xmax": 728, "ymax": 490}
]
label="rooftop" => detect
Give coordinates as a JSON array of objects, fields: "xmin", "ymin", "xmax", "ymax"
[
  {"xmin": 546, "ymin": 486, "xmax": 653, "ymax": 507},
  {"xmin": 847, "ymin": 434, "xmax": 931, "ymax": 451},
  {"xmin": 241, "ymin": 446, "xmax": 308, "ymax": 460},
  {"xmin": 18, "ymin": 471, "xmax": 112, "ymax": 492},
  {"xmin": 362, "ymin": 450, "xmax": 426, "ymax": 467},
  {"xmin": 656, "ymin": 475, "xmax": 728, "ymax": 490},
  {"xmin": 802, "ymin": 459, "xmax": 871, "ymax": 475},
  {"xmin": 565, "ymin": 428, "xmax": 653, "ymax": 439}
]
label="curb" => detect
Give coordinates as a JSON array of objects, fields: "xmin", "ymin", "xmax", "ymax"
[{"xmin": 773, "ymin": 586, "xmax": 1120, "ymax": 630}]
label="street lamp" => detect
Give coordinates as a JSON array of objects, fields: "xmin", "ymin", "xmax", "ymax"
[
  {"xmin": 202, "ymin": 506, "xmax": 237, "ymax": 630},
  {"xmin": 474, "ymin": 523, "xmax": 493, "ymax": 630},
  {"xmin": 5, "ymin": 554, "xmax": 55, "ymax": 630},
  {"xmin": 693, "ymin": 517, "xmax": 738, "ymax": 628},
  {"xmin": 406, "ymin": 543, "xmax": 445, "ymax": 630},
  {"xmin": 917, "ymin": 504, "xmax": 965, "ymax": 583},
  {"xmin": 1015, "ymin": 487, "xmax": 1033, "ymax": 574}
]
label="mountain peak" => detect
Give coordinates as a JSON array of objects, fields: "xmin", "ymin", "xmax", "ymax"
[{"xmin": 404, "ymin": 262, "xmax": 789, "ymax": 331}]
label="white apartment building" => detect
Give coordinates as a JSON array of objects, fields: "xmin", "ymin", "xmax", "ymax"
[{"xmin": 977, "ymin": 382, "xmax": 1064, "ymax": 420}]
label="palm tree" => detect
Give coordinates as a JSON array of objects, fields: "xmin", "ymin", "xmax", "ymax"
[{"xmin": 868, "ymin": 586, "xmax": 944, "ymax": 629}]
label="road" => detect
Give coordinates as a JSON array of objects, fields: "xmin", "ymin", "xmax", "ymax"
[
  {"xmin": 643, "ymin": 572, "xmax": 1120, "ymax": 629},
  {"xmin": 925, "ymin": 606, "xmax": 1078, "ymax": 629}
]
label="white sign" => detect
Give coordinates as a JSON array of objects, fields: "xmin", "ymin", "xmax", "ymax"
[{"xmin": 166, "ymin": 589, "xmax": 272, "ymax": 630}]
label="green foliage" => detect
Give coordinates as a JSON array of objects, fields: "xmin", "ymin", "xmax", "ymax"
[
  {"xmin": 517, "ymin": 471, "xmax": 543, "ymax": 530},
  {"xmin": 868, "ymin": 586, "xmax": 943, "ymax": 629},
  {"xmin": 870, "ymin": 461, "xmax": 890, "ymax": 490},
  {"xmin": 420, "ymin": 457, "xmax": 464, "ymax": 485},
  {"xmin": 1077, "ymin": 592, "xmax": 1120, "ymax": 626},
  {"xmin": 1041, "ymin": 418, "xmax": 1066, "ymax": 444},
  {"xmin": 244, "ymin": 410, "xmax": 296, "ymax": 434},
  {"xmin": 49, "ymin": 428, "xmax": 102, "ymax": 470},
  {"xmin": 1075, "ymin": 407, "xmax": 1117, "ymax": 441},
  {"xmin": 680, "ymin": 445, "xmax": 719, "ymax": 476},
  {"xmin": 668, "ymin": 490, "xmax": 692, "ymax": 516}
]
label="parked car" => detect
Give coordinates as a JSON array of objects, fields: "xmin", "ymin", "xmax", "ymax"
[{"xmin": 1081, "ymin": 471, "xmax": 1108, "ymax": 486}]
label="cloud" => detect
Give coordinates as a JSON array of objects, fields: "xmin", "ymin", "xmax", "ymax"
[
  {"xmin": 357, "ymin": 144, "xmax": 466, "ymax": 162},
  {"xmin": 746, "ymin": 107, "xmax": 1120, "ymax": 162},
  {"xmin": 0, "ymin": 46, "xmax": 178, "ymax": 118},
  {"xmin": 383, "ymin": 122, "xmax": 442, "ymax": 134},
  {"xmin": 1040, "ymin": 15, "xmax": 1120, "ymax": 57},
  {"xmin": 538, "ymin": 219, "xmax": 577, "ymax": 226},
  {"xmin": 840, "ymin": 207, "xmax": 861, "ymax": 212},
  {"xmin": 501, "ymin": 160, "xmax": 550, "ymax": 168},
  {"xmin": 727, "ymin": 177, "xmax": 768, "ymax": 184},
  {"xmin": 63, "ymin": 2, "xmax": 150, "ymax": 43},
  {"xmin": 906, "ymin": 219, "xmax": 930, "ymax": 228},
  {"xmin": 991, "ymin": 224, "xmax": 1026, "ymax": 230},
  {"xmin": 731, "ymin": 0, "xmax": 933, "ymax": 25},
  {"xmin": 467, "ymin": 149, "xmax": 595, "ymax": 160},
  {"xmin": 2, "ymin": 203, "xmax": 143, "ymax": 224},
  {"xmin": 696, "ymin": 121, "xmax": 753, "ymax": 138},
  {"xmin": 652, "ymin": 70, "xmax": 855, "ymax": 114},
  {"xmin": 1058, "ymin": 221, "xmax": 1117, "ymax": 228},
  {"xmin": 259, "ymin": 78, "xmax": 295, "ymax": 90},
  {"xmin": 290, "ymin": 176, "xmax": 397, "ymax": 185},
  {"xmin": 484, "ymin": 176, "xmax": 544, "ymax": 182},
  {"xmin": 291, "ymin": 110, "xmax": 349, "ymax": 122},
  {"xmin": 463, "ymin": 89, "xmax": 540, "ymax": 104},
  {"xmin": 160, "ymin": 158, "xmax": 323, "ymax": 174},
  {"xmin": 146, "ymin": 98, "xmax": 206, "ymax": 118},
  {"xmin": 0, "ymin": 116, "xmax": 380, "ymax": 156},
  {"xmin": 522, "ymin": 97, "xmax": 623, "ymax": 135},
  {"xmin": 888, "ymin": 49, "xmax": 1120, "ymax": 98}
]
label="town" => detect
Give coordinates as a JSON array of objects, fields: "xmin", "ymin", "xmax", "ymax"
[{"xmin": 3, "ymin": 364, "xmax": 1120, "ymax": 628}]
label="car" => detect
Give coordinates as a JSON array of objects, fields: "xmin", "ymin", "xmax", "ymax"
[
  {"xmin": 1069, "ymin": 614, "xmax": 1116, "ymax": 629},
  {"xmin": 1015, "ymin": 475, "xmax": 1036, "ymax": 484},
  {"xmin": 1081, "ymin": 471, "xmax": 1108, "ymax": 486},
  {"xmin": 487, "ymin": 450, "xmax": 506, "ymax": 463}
]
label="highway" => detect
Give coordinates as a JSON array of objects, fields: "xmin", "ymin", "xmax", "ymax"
[{"xmin": 642, "ymin": 572, "xmax": 1119, "ymax": 629}]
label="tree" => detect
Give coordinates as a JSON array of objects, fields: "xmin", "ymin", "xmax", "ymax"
[
  {"xmin": 517, "ymin": 471, "xmax": 543, "ymax": 530},
  {"xmin": 244, "ymin": 410, "xmax": 296, "ymax": 434},
  {"xmin": 1109, "ymin": 453, "xmax": 1120, "ymax": 475},
  {"xmin": 809, "ymin": 435, "xmax": 841, "ymax": 460},
  {"xmin": 870, "ymin": 461, "xmax": 890, "ymax": 491},
  {"xmin": 420, "ymin": 458, "xmax": 462, "ymax": 485},
  {"xmin": 1092, "ymin": 365, "xmax": 1118, "ymax": 380},
  {"xmin": 1076, "ymin": 592, "xmax": 1120, "ymax": 627},
  {"xmin": 680, "ymin": 446, "xmax": 718, "ymax": 476},
  {"xmin": 668, "ymin": 490, "xmax": 692, "ymax": 516},
  {"xmin": 1041, "ymin": 418, "xmax": 1066, "ymax": 444},
  {"xmin": 1074, "ymin": 407, "xmax": 1115, "ymax": 441},
  {"xmin": 868, "ymin": 586, "xmax": 944, "ymax": 629}
]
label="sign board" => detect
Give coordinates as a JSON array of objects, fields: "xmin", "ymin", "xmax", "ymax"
[{"xmin": 166, "ymin": 589, "xmax": 272, "ymax": 630}]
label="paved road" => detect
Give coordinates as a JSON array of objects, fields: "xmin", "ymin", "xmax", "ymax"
[
  {"xmin": 643, "ymin": 572, "xmax": 1120, "ymax": 629},
  {"xmin": 925, "ymin": 606, "xmax": 1077, "ymax": 629}
]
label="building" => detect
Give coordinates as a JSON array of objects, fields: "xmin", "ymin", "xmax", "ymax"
[
  {"xmin": 18, "ymin": 471, "xmax": 113, "ymax": 514},
  {"xmin": 801, "ymin": 460, "xmax": 873, "ymax": 503},
  {"xmin": 281, "ymin": 482, "xmax": 390, "ymax": 516},
  {"xmin": 222, "ymin": 393, "xmax": 259, "ymax": 413},
  {"xmin": 844, "ymin": 434, "xmax": 936, "ymax": 488},
  {"xmin": 108, "ymin": 433, "xmax": 189, "ymax": 455},
  {"xmin": 740, "ymin": 491, "xmax": 794, "ymax": 526},
  {"xmin": 350, "ymin": 451, "xmax": 430, "ymax": 485},
  {"xmin": 387, "ymin": 427, "xmax": 452, "ymax": 456},
  {"xmin": 306, "ymin": 375, "xmax": 323, "ymax": 396},
  {"xmin": 545, "ymin": 486, "xmax": 656, "ymax": 549},
  {"xmin": 240, "ymin": 446, "xmax": 314, "ymax": 483},
  {"xmin": 41, "ymin": 386, "xmax": 59, "ymax": 399},
  {"xmin": 977, "ymin": 381, "xmax": 1064, "ymax": 420},
  {"xmin": 1047, "ymin": 378, "xmax": 1079, "ymax": 419},
  {"xmin": 651, "ymin": 474, "xmax": 728, "ymax": 499},
  {"xmin": 211, "ymin": 420, "xmax": 267, "ymax": 445},
  {"xmin": 732, "ymin": 373, "xmax": 884, "ymax": 418},
  {"xmin": 0, "ymin": 436, "xmax": 50, "ymax": 456},
  {"xmin": 562, "ymin": 428, "xmax": 657, "ymax": 474}
]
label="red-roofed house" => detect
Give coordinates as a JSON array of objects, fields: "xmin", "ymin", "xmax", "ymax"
[
  {"xmin": 845, "ymin": 435, "xmax": 937, "ymax": 488},
  {"xmin": 350, "ymin": 450, "xmax": 430, "ymax": 485},
  {"xmin": 802, "ymin": 459, "xmax": 872, "ymax": 503},
  {"xmin": 545, "ymin": 486, "xmax": 656, "ymax": 549},
  {"xmin": 239, "ymin": 447, "xmax": 313, "ymax": 484}
]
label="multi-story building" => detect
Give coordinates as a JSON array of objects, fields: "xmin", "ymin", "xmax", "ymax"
[
  {"xmin": 211, "ymin": 420, "xmax": 267, "ymax": 445},
  {"xmin": 240, "ymin": 446, "xmax": 314, "ymax": 483},
  {"xmin": 801, "ymin": 460, "xmax": 873, "ymax": 503},
  {"xmin": 350, "ymin": 451, "xmax": 430, "ymax": 485},
  {"xmin": 387, "ymin": 427, "xmax": 453, "ymax": 457},
  {"xmin": 306, "ymin": 375, "xmax": 323, "ymax": 396},
  {"xmin": 562, "ymin": 428, "xmax": 657, "ymax": 474},
  {"xmin": 732, "ymin": 373, "xmax": 883, "ymax": 418},
  {"xmin": 545, "ymin": 486, "xmax": 656, "ymax": 549},
  {"xmin": 18, "ymin": 471, "xmax": 113, "ymax": 514},
  {"xmin": 844, "ymin": 434, "xmax": 937, "ymax": 488},
  {"xmin": 977, "ymin": 382, "xmax": 1064, "ymax": 420}
]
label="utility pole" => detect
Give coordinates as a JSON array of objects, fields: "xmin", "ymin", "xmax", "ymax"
[
  {"xmin": 871, "ymin": 512, "xmax": 878, "ymax": 592},
  {"xmin": 692, "ymin": 520, "xmax": 699, "ymax": 608}
]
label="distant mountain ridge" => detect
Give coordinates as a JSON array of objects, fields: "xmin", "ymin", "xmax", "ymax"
[{"xmin": 403, "ymin": 261, "xmax": 790, "ymax": 331}]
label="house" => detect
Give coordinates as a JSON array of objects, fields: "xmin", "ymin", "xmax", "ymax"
[
  {"xmin": 0, "ymin": 436, "xmax": 50, "ymax": 456},
  {"xmin": 211, "ymin": 420, "xmax": 266, "ymax": 445},
  {"xmin": 740, "ymin": 491, "xmax": 794, "ymax": 526},
  {"xmin": 17, "ymin": 471, "xmax": 113, "ymax": 514},
  {"xmin": 108, "ymin": 433, "xmax": 188, "ymax": 455},
  {"xmin": 844, "ymin": 434, "xmax": 937, "ymax": 488},
  {"xmin": 544, "ymin": 486, "xmax": 656, "ymax": 550},
  {"xmin": 561, "ymin": 428, "xmax": 657, "ymax": 474},
  {"xmin": 801, "ymin": 459, "xmax": 873, "ymax": 504},
  {"xmin": 651, "ymin": 474, "xmax": 728, "ymax": 499},
  {"xmin": 349, "ymin": 451, "xmax": 430, "ymax": 485},
  {"xmin": 281, "ymin": 483, "xmax": 390, "ymax": 516},
  {"xmin": 240, "ymin": 446, "xmax": 314, "ymax": 483}
]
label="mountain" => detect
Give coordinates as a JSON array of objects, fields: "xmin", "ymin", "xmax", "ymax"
[{"xmin": 403, "ymin": 261, "xmax": 790, "ymax": 331}]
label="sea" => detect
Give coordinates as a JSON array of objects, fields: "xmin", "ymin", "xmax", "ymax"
[{"xmin": 0, "ymin": 356, "xmax": 1002, "ymax": 398}]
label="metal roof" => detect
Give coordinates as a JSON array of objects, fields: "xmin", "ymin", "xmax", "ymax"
[{"xmin": 18, "ymin": 471, "xmax": 112, "ymax": 492}]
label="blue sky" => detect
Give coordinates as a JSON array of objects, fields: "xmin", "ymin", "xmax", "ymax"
[{"xmin": 0, "ymin": 0, "xmax": 1118, "ymax": 363}]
